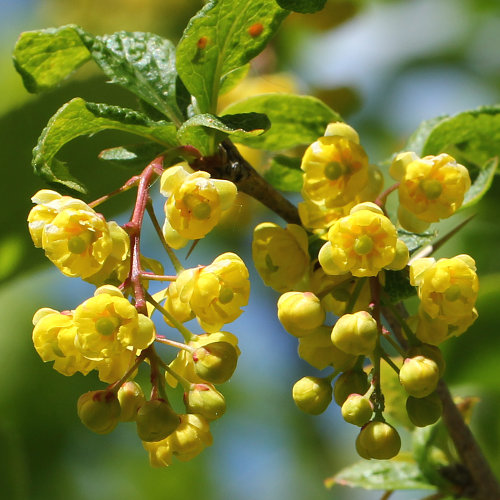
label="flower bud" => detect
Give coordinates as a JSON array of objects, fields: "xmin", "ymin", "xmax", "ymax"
[
  {"xmin": 334, "ymin": 370, "xmax": 370, "ymax": 406},
  {"xmin": 406, "ymin": 392, "xmax": 443, "ymax": 427},
  {"xmin": 77, "ymin": 390, "xmax": 121, "ymax": 434},
  {"xmin": 399, "ymin": 356, "xmax": 439, "ymax": 398},
  {"xmin": 184, "ymin": 383, "xmax": 226, "ymax": 421},
  {"xmin": 117, "ymin": 381, "xmax": 146, "ymax": 422},
  {"xmin": 331, "ymin": 311, "xmax": 378, "ymax": 356},
  {"xmin": 277, "ymin": 291, "xmax": 325, "ymax": 337},
  {"xmin": 292, "ymin": 376, "xmax": 332, "ymax": 415},
  {"xmin": 384, "ymin": 239, "xmax": 409, "ymax": 271},
  {"xmin": 341, "ymin": 394, "xmax": 373, "ymax": 426},
  {"xmin": 136, "ymin": 399, "xmax": 180, "ymax": 442},
  {"xmin": 192, "ymin": 341, "xmax": 238, "ymax": 384},
  {"xmin": 408, "ymin": 344, "xmax": 445, "ymax": 376},
  {"xmin": 358, "ymin": 421, "xmax": 401, "ymax": 460}
]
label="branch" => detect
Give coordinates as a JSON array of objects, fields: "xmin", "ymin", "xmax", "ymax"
[
  {"xmin": 191, "ymin": 140, "xmax": 301, "ymax": 224},
  {"xmin": 382, "ymin": 304, "xmax": 500, "ymax": 500}
]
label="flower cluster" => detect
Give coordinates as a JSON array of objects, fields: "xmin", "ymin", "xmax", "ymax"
[
  {"xmin": 253, "ymin": 121, "xmax": 475, "ymax": 461},
  {"xmin": 29, "ymin": 160, "xmax": 247, "ymax": 468}
]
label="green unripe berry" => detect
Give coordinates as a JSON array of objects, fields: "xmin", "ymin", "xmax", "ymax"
[
  {"xmin": 117, "ymin": 381, "xmax": 146, "ymax": 422},
  {"xmin": 77, "ymin": 390, "xmax": 121, "ymax": 435},
  {"xmin": 334, "ymin": 370, "xmax": 370, "ymax": 406},
  {"xmin": 277, "ymin": 291, "xmax": 325, "ymax": 337},
  {"xmin": 358, "ymin": 421, "xmax": 401, "ymax": 460},
  {"xmin": 184, "ymin": 383, "xmax": 226, "ymax": 421},
  {"xmin": 331, "ymin": 311, "xmax": 378, "ymax": 356},
  {"xmin": 341, "ymin": 394, "xmax": 373, "ymax": 426},
  {"xmin": 193, "ymin": 341, "xmax": 238, "ymax": 384},
  {"xmin": 408, "ymin": 344, "xmax": 445, "ymax": 376},
  {"xmin": 136, "ymin": 399, "xmax": 180, "ymax": 442},
  {"xmin": 399, "ymin": 356, "xmax": 440, "ymax": 398},
  {"xmin": 406, "ymin": 392, "xmax": 443, "ymax": 427},
  {"xmin": 292, "ymin": 376, "xmax": 332, "ymax": 415}
]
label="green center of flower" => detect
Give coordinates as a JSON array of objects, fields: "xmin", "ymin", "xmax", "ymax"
[
  {"xmin": 420, "ymin": 179, "xmax": 443, "ymax": 200},
  {"xmin": 444, "ymin": 284, "xmax": 461, "ymax": 302},
  {"xmin": 354, "ymin": 235, "xmax": 374, "ymax": 255},
  {"xmin": 95, "ymin": 316, "xmax": 120, "ymax": 336},
  {"xmin": 218, "ymin": 286, "xmax": 234, "ymax": 304},
  {"xmin": 324, "ymin": 161, "xmax": 345, "ymax": 180},
  {"xmin": 68, "ymin": 234, "xmax": 91, "ymax": 254},
  {"xmin": 192, "ymin": 201, "xmax": 212, "ymax": 220},
  {"xmin": 265, "ymin": 254, "xmax": 279, "ymax": 272}
]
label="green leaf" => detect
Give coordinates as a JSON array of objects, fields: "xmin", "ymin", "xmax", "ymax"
[
  {"xmin": 219, "ymin": 64, "xmax": 250, "ymax": 95},
  {"xmin": 276, "ymin": 0, "xmax": 326, "ymax": 14},
  {"xmin": 383, "ymin": 269, "xmax": 416, "ymax": 303},
  {"xmin": 176, "ymin": 0, "xmax": 288, "ymax": 113},
  {"xmin": 404, "ymin": 115, "xmax": 448, "ymax": 156},
  {"xmin": 420, "ymin": 106, "xmax": 500, "ymax": 168},
  {"xmin": 33, "ymin": 97, "xmax": 178, "ymax": 191},
  {"xmin": 177, "ymin": 112, "xmax": 270, "ymax": 156},
  {"xmin": 398, "ymin": 229, "xmax": 437, "ymax": 254},
  {"xmin": 86, "ymin": 31, "xmax": 187, "ymax": 125},
  {"xmin": 221, "ymin": 94, "xmax": 341, "ymax": 150},
  {"xmin": 98, "ymin": 143, "xmax": 168, "ymax": 169},
  {"xmin": 13, "ymin": 25, "xmax": 91, "ymax": 93},
  {"xmin": 325, "ymin": 455, "xmax": 436, "ymax": 491},
  {"xmin": 462, "ymin": 157, "xmax": 498, "ymax": 208},
  {"xmin": 264, "ymin": 155, "xmax": 303, "ymax": 191}
]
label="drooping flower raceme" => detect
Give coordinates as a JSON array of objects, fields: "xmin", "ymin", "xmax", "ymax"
[
  {"xmin": 160, "ymin": 165, "xmax": 237, "ymax": 249},
  {"xmin": 318, "ymin": 203, "xmax": 407, "ymax": 277}
]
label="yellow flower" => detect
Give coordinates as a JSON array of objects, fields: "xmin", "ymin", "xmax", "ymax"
[
  {"xmin": 84, "ymin": 221, "xmax": 130, "ymax": 287},
  {"xmin": 32, "ymin": 308, "xmax": 95, "ymax": 376},
  {"xmin": 395, "ymin": 153, "xmax": 471, "ymax": 227},
  {"xmin": 298, "ymin": 325, "xmax": 357, "ymax": 371},
  {"xmin": 318, "ymin": 203, "xmax": 401, "ymax": 277},
  {"xmin": 143, "ymin": 414, "xmax": 212, "ymax": 467},
  {"xmin": 410, "ymin": 255, "xmax": 479, "ymax": 326},
  {"xmin": 301, "ymin": 135, "xmax": 369, "ymax": 208},
  {"xmin": 166, "ymin": 332, "xmax": 240, "ymax": 388},
  {"xmin": 160, "ymin": 165, "xmax": 237, "ymax": 248},
  {"xmin": 252, "ymin": 222, "xmax": 310, "ymax": 292},
  {"xmin": 175, "ymin": 253, "xmax": 250, "ymax": 333},
  {"xmin": 28, "ymin": 190, "xmax": 92, "ymax": 247},
  {"xmin": 74, "ymin": 286, "xmax": 153, "ymax": 359}
]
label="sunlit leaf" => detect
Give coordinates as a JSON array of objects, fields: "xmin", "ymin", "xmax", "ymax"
[
  {"xmin": 264, "ymin": 155, "xmax": 302, "ymax": 192},
  {"xmin": 176, "ymin": 0, "xmax": 288, "ymax": 113},
  {"xmin": 33, "ymin": 98, "xmax": 177, "ymax": 191},
  {"xmin": 221, "ymin": 94, "xmax": 341, "ymax": 150},
  {"xmin": 326, "ymin": 454, "xmax": 436, "ymax": 491}
]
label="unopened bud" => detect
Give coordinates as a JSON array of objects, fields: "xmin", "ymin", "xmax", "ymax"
[
  {"xmin": 399, "ymin": 356, "xmax": 439, "ymax": 398},
  {"xmin": 331, "ymin": 311, "xmax": 378, "ymax": 356},
  {"xmin": 77, "ymin": 390, "xmax": 121, "ymax": 434},
  {"xmin": 193, "ymin": 341, "xmax": 238, "ymax": 384},
  {"xmin": 341, "ymin": 394, "xmax": 373, "ymax": 427},
  {"xmin": 358, "ymin": 421, "xmax": 401, "ymax": 460},
  {"xmin": 184, "ymin": 383, "xmax": 226, "ymax": 421},
  {"xmin": 292, "ymin": 376, "xmax": 332, "ymax": 415},
  {"xmin": 406, "ymin": 392, "xmax": 443, "ymax": 427},
  {"xmin": 334, "ymin": 370, "xmax": 369, "ymax": 406},
  {"xmin": 136, "ymin": 399, "xmax": 180, "ymax": 442},
  {"xmin": 117, "ymin": 381, "xmax": 146, "ymax": 422}
]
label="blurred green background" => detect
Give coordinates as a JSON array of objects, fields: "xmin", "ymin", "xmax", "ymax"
[{"xmin": 1, "ymin": 1, "xmax": 500, "ymax": 499}]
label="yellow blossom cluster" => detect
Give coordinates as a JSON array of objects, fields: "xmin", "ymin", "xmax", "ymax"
[{"xmin": 252, "ymin": 120, "xmax": 476, "ymax": 462}]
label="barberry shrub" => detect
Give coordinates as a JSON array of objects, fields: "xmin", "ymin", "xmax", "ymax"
[{"xmin": 12, "ymin": 0, "xmax": 500, "ymax": 498}]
